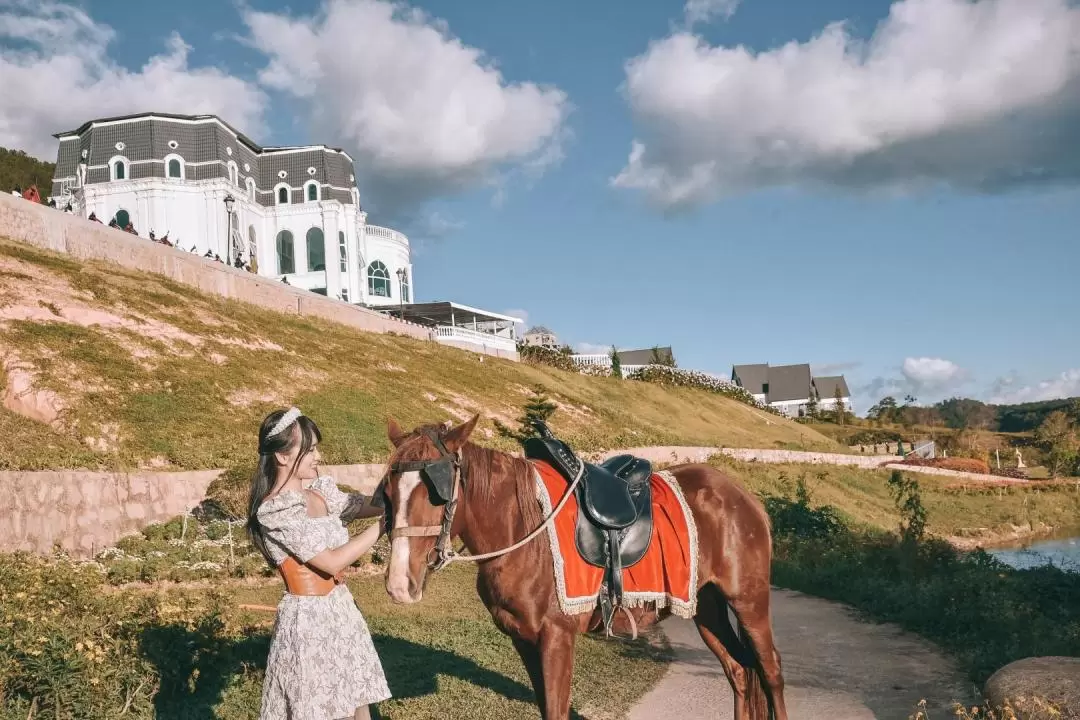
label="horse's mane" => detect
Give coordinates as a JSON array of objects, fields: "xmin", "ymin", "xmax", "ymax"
[{"xmin": 460, "ymin": 442, "xmax": 543, "ymax": 531}]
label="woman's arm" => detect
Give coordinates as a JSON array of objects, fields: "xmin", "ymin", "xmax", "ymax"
[
  {"xmin": 306, "ymin": 517, "xmax": 384, "ymax": 576},
  {"xmin": 339, "ymin": 492, "xmax": 384, "ymax": 523}
]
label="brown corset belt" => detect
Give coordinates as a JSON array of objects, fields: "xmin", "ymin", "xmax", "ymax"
[{"xmin": 278, "ymin": 556, "xmax": 344, "ymax": 596}]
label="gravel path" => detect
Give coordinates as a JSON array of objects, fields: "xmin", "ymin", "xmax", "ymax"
[{"xmin": 627, "ymin": 588, "xmax": 975, "ymax": 720}]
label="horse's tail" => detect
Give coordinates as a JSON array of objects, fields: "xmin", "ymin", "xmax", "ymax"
[
  {"xmin": 744, "ymin": 660, "xmax": 772, "ymax": 720},
  {"xmin": 738, "ymin": 621, "xmax": 773, "ymax": 720}
]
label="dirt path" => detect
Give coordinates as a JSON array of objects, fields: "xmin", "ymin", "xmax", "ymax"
[{"xmin": 627, "ymin": 588, "xmax": 975, "ymax": 720}]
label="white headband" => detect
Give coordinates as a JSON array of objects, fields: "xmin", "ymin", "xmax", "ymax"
[{"xmin": 269, "ymin": 407, "xmax": 302, "ymax": 438}]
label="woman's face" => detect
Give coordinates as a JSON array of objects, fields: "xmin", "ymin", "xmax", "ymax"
[{"xmin": 276, "ymin": 428, "xmax": 322, "ymax": 480}]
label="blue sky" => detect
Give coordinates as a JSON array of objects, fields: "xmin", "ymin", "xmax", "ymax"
[{"xmin": 2, "ymin": 0, "xmax": 1078, "ymax": 411}]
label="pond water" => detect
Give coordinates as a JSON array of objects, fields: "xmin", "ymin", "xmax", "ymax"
[{"xmin": 987, "ymin": 533, "xmax": 1080, "ymax": 573}]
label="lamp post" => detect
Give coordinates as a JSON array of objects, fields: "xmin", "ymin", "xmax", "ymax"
[
  {"xmin": 395, "ymin": 267, "xmax": 407, "ymax": 318},
  {"xmin": 223, "ymin": 194, "xmax": 236, "ymax": 266}
]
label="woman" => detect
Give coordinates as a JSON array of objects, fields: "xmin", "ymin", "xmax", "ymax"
[{"xmin": 247, "ymin": 407, "xmax": 391, "ymax": 720}]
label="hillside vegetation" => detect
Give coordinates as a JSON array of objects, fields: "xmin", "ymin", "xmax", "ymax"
[
  {"xmin": 0, "ymin": 147, "xmax": 54, "ymax": 196},
  {"xmin": 0, "ymin": 237, "xmax": 840, "ymax": 472},
  {"xmin": 711, "ymin": 456, "xmax": 1080, "ymax": 544}
]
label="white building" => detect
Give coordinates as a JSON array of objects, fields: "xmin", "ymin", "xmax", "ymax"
[
  {"xmin": 731, "ymin": 363, "xmax": 853, "ymax": 417},
  {"xmin": 522, "ymin": 326, "xmax": 560, "ymax": 350},
  {"xmin": 50, "ymin": 112, "xmax": 412, "ymax": 307}
]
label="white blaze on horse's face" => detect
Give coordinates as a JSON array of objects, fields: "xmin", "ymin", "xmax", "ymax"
[{"xmin": 386, "ymin": 471, "xmax": 423, "ymax": 604}]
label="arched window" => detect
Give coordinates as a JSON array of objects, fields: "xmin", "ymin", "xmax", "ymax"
[
  {"xmin": 306, "ymin": 227, "xmax": 325, "ymax": 272},
  {"xmin": 109, "ymin": 156, "xmax": 129, "ymax": 182},
  {"xmin": 276, "ymin": 230, "xmax": 295, "ymax": 275},
  {"xmin": 246, "ymin": 177, "xmax": 256, "ymax": 202},
  {"xmin": 228, "ymin": 161, "xmax": 239, "ymax": 186},
  {"xmin": 164, "ymin": 153, "xmax": 185, "ymax": 180},
  {"xmin": 400, "ymin": 268, "xmax": 410, "ymax": 303},
  {"xmin": 305, "ymin": 181, "xmax": 320, "ymax": 202},
  {"xmin": 275, "ymin": 183, "xmax": 290, "ymax": 205},
  {"xmin": 368, "ymin": 260, "xmax": 390, "ymax": 297},
  {"xmin": 338, "ymin": 231, "xmax": 347, "ymax": 272},
  {"xmin": 350, "ymin": 187, "xmax": 360, "ymax": 206},
  {"xmin": 114, "ymin": 209, "xmax": 130, "ymax": 228}
]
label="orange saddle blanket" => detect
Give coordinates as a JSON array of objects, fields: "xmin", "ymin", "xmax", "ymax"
[{"xmin": 531, "ymin": 460, "xmax": 699, "ymax": 619}]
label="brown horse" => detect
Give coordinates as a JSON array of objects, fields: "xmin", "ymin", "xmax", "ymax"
[{"xmin": 380, "ymin": 416, "xmax": 788, "ymax": 720}]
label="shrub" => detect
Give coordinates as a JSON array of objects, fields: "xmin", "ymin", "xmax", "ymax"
[
  {"xmin": 517, "ymin": 344, "xmax": 578, "ymax": 371},
  {"xmin": 761, "ymin": 477, "xmax": 844, "ymax": 540},
  {"xmin": 626, "ymin": 365, "xmax": 781, "ymax": 414}
]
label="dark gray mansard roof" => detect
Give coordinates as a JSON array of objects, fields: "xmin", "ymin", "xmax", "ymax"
[{"xmin": 52, "ymin": 112, "xmax": 358, "ymax": 207}]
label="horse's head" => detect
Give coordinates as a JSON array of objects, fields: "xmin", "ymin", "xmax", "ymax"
[{"xmin": 382, "ymin": 414, "xmax": 479, "ymax": 604}]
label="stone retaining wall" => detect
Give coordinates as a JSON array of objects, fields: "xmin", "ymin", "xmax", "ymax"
[
  {"xmin": 0, "ymin": 469, "xmax": 220, "ymax": 556},
  {"xmin": 0, "ymin": 193, "xmax": 431, "ymax": 341},
  {"xmin": 0, "ymin": 448, "xmax": 1011, "ymax": 558}
]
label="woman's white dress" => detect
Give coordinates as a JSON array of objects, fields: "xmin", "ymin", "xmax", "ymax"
[{"xmin": 256, "ymin": 475, "xmax": 392, "ymax": 719}]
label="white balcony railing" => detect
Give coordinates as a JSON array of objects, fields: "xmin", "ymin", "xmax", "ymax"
[
  {"xmin": 365, "ymin": 224, "xmax": 409, "ymax": 247},
  {"xmin": 435, "ymin": 325, "xmax": 517, "ymax": 353},
  {"xmin": 572, "ymin": 354, "xmax": 611, "ymax": 367}
]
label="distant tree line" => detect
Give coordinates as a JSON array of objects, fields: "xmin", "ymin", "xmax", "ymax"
[
  {"xmin": 0, "ymin": 147, "xmax": 54, "ymax": 195},
  {"xmin": 866, "ymin": 394, "xmax": 1080, "ymax": 434}
]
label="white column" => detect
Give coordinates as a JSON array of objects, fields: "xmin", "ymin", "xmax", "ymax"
[
  {"xmin": 322, "ymin": 207, "xmax": 341, "ymax": 299},
  {"xmin": 355, "ymin": 210, "xmax": 368, "ymax": 303},
  {"xmin": 204, "ymin": 193, "xmax": 221, "ymax": 258}
]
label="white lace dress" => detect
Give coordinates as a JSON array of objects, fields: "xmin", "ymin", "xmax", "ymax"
[{"xmin": 256, "ymin": 475, "xmax": 392, "ymax": 720}]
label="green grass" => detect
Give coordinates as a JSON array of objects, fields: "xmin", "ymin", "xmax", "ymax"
[
  {"xmin": 710, "ymin": 456, "xmax": 1080, "ymax": 542},
  {"xmin": 0, "ymin": 554, "xmax": 670, "ymax": 720},
  {"xmin": 0, "ymin": 236, "xmax": 841, "ymax": 472}
]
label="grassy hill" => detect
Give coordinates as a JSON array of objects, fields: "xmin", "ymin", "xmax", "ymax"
[{"xmin": 0, "ymin": 237, "xmax": 840, "ymax": 472}]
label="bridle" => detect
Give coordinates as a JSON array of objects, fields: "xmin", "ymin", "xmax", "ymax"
[
  {"xmin": 385, "ymin": 426, "xmax": 464, "ymax": 572},
  {"xmin": 382, "ymin": 426, "xmax": 587, "ymax": 573}
]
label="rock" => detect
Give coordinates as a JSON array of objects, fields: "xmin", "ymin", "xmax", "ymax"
[{"xmin": 985, "ymin": 656, "xmax": 1080, "ymax": 719}]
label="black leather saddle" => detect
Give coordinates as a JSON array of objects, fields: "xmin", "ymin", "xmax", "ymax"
[{"xmin": 523, "ymin": 422, "xmax": 654, "ymax": 636}]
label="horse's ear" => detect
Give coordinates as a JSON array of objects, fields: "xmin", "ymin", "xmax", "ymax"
[
  {"xmin": 387, "ymin": 417, "xmax": 407, "ymax": 447},
  {"xmin": 443, "ymin": 414, "xmax": 479, "ymax": 452}
]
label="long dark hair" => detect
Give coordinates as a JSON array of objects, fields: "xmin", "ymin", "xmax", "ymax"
[{"xmin": 247, "ymin": 408, "xmax": 322, "ymax": 565}]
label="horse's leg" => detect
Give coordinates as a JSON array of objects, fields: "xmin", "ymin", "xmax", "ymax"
[
  {"xmin": 511, "ymin": 636, "xmax": 546, "ymax": 709},
  {"xmin": 729, "ymin": 585, "xmax": 788, "ymax": 720},
  {"xmin": 537, "ymin": 627, "xmax": 577, "ymax": 720},
  {"xmin": 695, "ymin": 584, "xmax": 752, "ymax": 720}
]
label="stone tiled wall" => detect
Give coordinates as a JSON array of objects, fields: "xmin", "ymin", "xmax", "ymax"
[
  {"xmin": 0, "ymin": 448, "xmax": 1011, "ymax": 558},
  {"xmin": 0, "ymin": 469, "xmax": 221, "ymax": 556},
  {"xmin": 0, "ymin": 193, "xmax": 432, "ymax": 341},
  {"xmin": 0, "ymin": 464, "xmax": 385, "ymax": 558}
]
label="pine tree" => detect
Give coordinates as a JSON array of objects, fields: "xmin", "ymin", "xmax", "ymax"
[
  {"xmin": 610, "ymin": 346, "xmax": 622, "ymax": 379},
  {"xmin": 494, "ymin": 384, "xmax": 558, "ymax": 446},
  {"xmin": 834, "ymin": 385, "xmax": 847, "ymax": 425}
]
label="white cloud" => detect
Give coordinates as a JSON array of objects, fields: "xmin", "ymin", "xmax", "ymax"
[
  {"xmin": 242, "ymin": 0, "xmax": 570, "ymax": 216},
  {"xmin": 901, "ymin": 357, "xmax": 968, "ymax": 391},
  {"xmin": 684, "ymin": 0, "xmax": 741, "ymax": 26},
  {"xmin": 0, "ymin": 0, "xmax": 268, "ymax": 159},
  {"xmin": 614, "ymin": 0, "xmax": 1080, "ymax": 210},
  {"xmin": 989, "ymin": 369, "xmax": 1080, "ymax": 405}
]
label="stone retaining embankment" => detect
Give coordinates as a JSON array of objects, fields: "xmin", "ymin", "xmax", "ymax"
[
  {"xmin": 0, "ymin": 193, "xmax": 431, "ymax": 341},
  {"xmin": 0, "ymin": 448, "xmax": 1015, "ymax": 557}
]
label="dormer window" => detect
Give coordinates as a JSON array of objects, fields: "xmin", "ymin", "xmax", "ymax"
[
  {"xmin": 109, "ymin": 155, "xmax": 129, "ymax": 182},
  {"xmin": 164, "ymin": 153, "xmax": 186, "ymax": 180}
]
